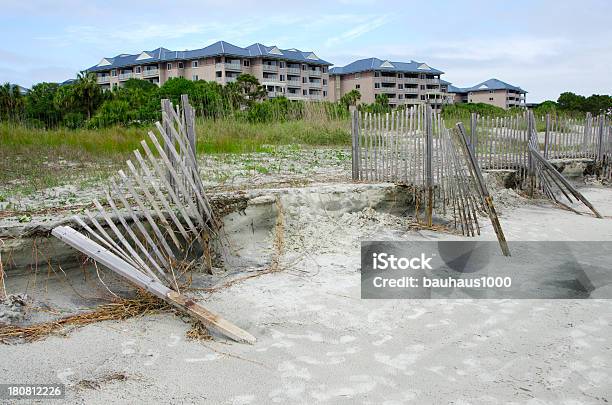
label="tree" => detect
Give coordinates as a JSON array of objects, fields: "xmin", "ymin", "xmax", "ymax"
[
  {"xmin": 340, "ymin": 89, "xmax": 361, "ymax": 107},
  {"xmin": 557, "ymin": 92, "xmax": 586, "ymax": 112},
  {"xmin": 231, "ymin": 74, "xmax": 265, "ymax": 108},
  {"xmin": 25, "ymin": 82, "xmax": 61, "ymax": 127},
  {"xmin": 0, "ymin": 82, "xmax": 25, "ymax": 120},
  {"xmin": 72, "ymin": 71, "xmax": 103, "ymax": 119}
]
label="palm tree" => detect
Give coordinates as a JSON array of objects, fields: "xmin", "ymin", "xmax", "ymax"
[
  {"xmin": 0, "ymin": 82, "xmax": 25, "ymax": 120},
  {"xmin": 73, "ymin": 71, "xmax": 102, "ymax": 119}
]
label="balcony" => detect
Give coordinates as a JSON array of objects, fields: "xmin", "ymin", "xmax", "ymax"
[
  {"xmin": 118, "ymin": 73, "xmax": 134, "ymax": 81},
  {"xmin": 286, "ymin": 79, "xmax": 301, "ymax": 87},
  {"xmin": 308, "ymin": 70, "xmax": 322, "ymax": 77},
  {"xmin": 308, "ymin": 94, "xmax": 323, "ymax": 101},
  {"xmin": 263, "ymin": 64, "xmax": 278, "ymax": 72},
  {"xmin": 401, "ymin": 78, "xmax": 419, "ymax": 84},
  {"xmin": 403, "ymin": 87, "xmax": 419, "ymax": 93},
  {"xmin": 261, "ymin": 76, "xmax": 281, "ymax": 84},
  {"xmin": 216, "ymin": 62, "xmax": 242, "ymax": 71},
  {"xmin": 309, "ymin": 81, "xmax": 322, "ymax": 88},
  {"xmin": 286, "ymin": 67, "xmax": 300, "ymax": 75},
  {"xmin": 97, "ymin": 76, "xmax": 110, "ymax": 84},
  {"xmin": 142, "ymin": 69, "xmax": 159, "ymax": 77},
  {"xmin": 425, "ymin": 78, "xmax": 440, "ymax": 84},
  {"xmin": 380, "ymin": 76, "xmax": 396, "ymax": 83},
  {"xmin": 267, "ymin": 91, "xmax": 284, "ymax": 98}
]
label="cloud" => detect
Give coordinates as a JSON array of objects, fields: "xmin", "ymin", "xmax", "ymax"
[{"xmin": 325, "ymin": 15, "xmax": 389, "ymax": 47}]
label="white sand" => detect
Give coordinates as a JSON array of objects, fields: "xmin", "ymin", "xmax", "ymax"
[{"xmin": 1, "ymin": 183, "xmax": 611, "ymax": 404}]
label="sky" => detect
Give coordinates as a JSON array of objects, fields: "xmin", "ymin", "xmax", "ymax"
[{"xmin": 1, "ymin": 0, "xmax": 610, "ymax": 102}]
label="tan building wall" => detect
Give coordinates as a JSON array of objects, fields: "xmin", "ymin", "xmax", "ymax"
[
  {"xmin": 467, "ymin": 89, "xmax": 525, "ymax": 109},
  {"xmin": 330, "ymin": 71, "xmax": 447, "ymax": 109},
  {"xmin": 94, "ymin": 56, "xmax": 329, "ymax": 101}
]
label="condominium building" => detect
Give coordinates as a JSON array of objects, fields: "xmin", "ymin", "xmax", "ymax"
[
  {"xmin": 447, "ymin": 78, "xmax": 527, "ymax": 109},
  {"xmin": 328, "ymin": 58, "xmax": 447, "ymax": 108},
  {"xmin": 86, "ymin": 41, "xmax": 331, "ymax": 101}
]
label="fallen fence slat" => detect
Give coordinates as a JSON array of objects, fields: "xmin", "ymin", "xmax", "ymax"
[{"xmin": 51, "ymin": 226, "xmax": 256, "ymax": 344}]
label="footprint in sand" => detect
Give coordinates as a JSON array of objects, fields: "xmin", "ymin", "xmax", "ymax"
[
  {"xmin": 167, "ymin": 333, "xmax": 180, "ymax": 347},
  {"xmin": 121, "ymin": 340, "xmax": 136, "ymax": 355},
  {"xmin": 57, "ymin": 368, "xmax": 75, "ymax": 385}
]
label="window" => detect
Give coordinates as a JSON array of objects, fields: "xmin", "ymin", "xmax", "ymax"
[
  {"xmin": 356, "ymin": 84, "xmax": 360, "ymax": 89},
  {"xmin": 398, "ymin": 94, "xmax": 404, "ymax": 99},
  {"xmin": 192, "ymin": 61, "xmax": 198, "ymax": 68},
  {"xmin": 280, "ymin": 75, "xmax": 285, "ymax": 81},
  {"xmin": 302, "ymin": 64, "xmax": 306, "ymax": 70},
  {"xmin": 280, "ymin": 62, "xmax": 285, "ymax": 68},
  {"xmin": 374, "ymin": 71, "xmax": 380, "ymax": 77},
  {"xmin": 243, "ymin": 60, "xmax": 250, "ymax": 67},
  {"xmin": 178, "ymin": 62, "xmax": 184, "ymax": 69},
  {"xmin": 398, "ymin": 84, "xmax": 403, "ymax": 89},
  {"xmin": 111, "ymin": 69, "xmax": 117, "ymax": 76},
  {"xmin": 167, "ymin": 63, "xmax": 172, "ymax": 70},
  {"xmin": 323, "ymin": 91, "xmax": 327, "ymax": 97},
  {"xmin": 420, "ymin": 85, "xmax": 425, "ymax": 90},
  {"xmin": 398, "ymin": 73, "xmax": 403, "ymax": 78},
  {"xmin": 322, "ymin": 79, "xmax": 327, "ymax": 85},
  {"xmin": 303, "ymin": 89, "xmax": 307, "ymax": 95},
  {"xmin": 374, "ymin": 83, "xmax": 380, "ymax": 89},
  {"xmin": 215, "ymin": 57, "xmax": 222, "ymax": 63},
  {"xmin": 489, "ymin": 97, "xmax": 494, "ymax": 101},
  {"xmin": 135, "ymin": 66, "xmax": 141, "ymax": 73},
  {"xmin": 302, "ymin": 77, "xmax": 307, "ymax": 83},
  {"xmin": 421, "ymin": 95, "xmax": 425, "ymax": 100},
  {"xmin": 216, "ymin": 71, "xmax": 222, "ymax": 78},
  {"xmin": 193, "ymin": 75, "xmax": 199, "ymax": 81}
]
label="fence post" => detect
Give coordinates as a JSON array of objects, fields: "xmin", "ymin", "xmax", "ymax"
[
  {"xmin": 527, "ymin": 111, "xmax": 536, "ymax": 197},
  {"xmin": 597, "ymin": 116, "xmax": 604, "ymax": 162},
  {"xmin": 470, "ymin": 112, "xmax": 477, "ymax": 158},
  {"xmin": 350, "ymin": 106, "xmax": 358, "ymax": 181},
  {"xmin": 583, "ymin": 112, "xmax": 592, "ymax": 153},
  {"xmin": 544, "ymin": 113, "xmax": 550, "ymax": 159},
  {"xmin": 425, "ymin": 105, "xmax": 434, "ymax": 227}
]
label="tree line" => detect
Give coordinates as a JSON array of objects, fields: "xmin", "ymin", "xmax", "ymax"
[
  {"xmin": 0, "ymin": 72, "xmax": 352, "ymax": 129},
  {"xmin": 1, "ymin": 73, "xmax": 609, "ymax": 130}
]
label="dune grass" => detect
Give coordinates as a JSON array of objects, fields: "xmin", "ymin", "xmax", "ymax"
[{"xmin": 0, "ymin": 118, "xmax": 350, "ymax": 197}]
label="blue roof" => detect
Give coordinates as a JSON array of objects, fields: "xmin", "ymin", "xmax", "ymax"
[
  {"xmin": 448, "ymin": 78, "xmax": 526, "ymax": 94},
  {"xmin": 329, "ymin": 57, "xmax": 443, "ymax": 75},
  {"xmin": 87, "ymin": 41, "xmax": 332, "ymax": 72}
]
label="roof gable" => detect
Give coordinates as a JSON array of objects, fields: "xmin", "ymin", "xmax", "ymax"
[
  {"xmin": 380, "ymin": 60, "xmax": 394, "ymax": 68},
  {"xmin": 268, "ymin": 46, "xmax": 283, "ymax": 55},
  {"xmin": 135, "ymin": 51, "xmax": 152, "ymax": 61},
  {"xmin": 97, "ymin": 58, "xmax": 113, "ymax": 67}
]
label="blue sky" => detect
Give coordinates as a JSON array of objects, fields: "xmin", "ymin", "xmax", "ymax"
[{"xmin": 1, "ymin": 0, "xmax": 610, "ymax": 102}]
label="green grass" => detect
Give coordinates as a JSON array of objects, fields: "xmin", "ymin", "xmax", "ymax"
[
  {"xmin": 0, "ymin": 118, "xmax": 350, "ymax": 197},
  {"xmin": 195, "ymin": 118, "xmax": 350, "ymax": 154}
]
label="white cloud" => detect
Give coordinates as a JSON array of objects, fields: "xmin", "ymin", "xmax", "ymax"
[{"xmin": 325, "ymin": 15, "xmax": 389, "ymax": 47}]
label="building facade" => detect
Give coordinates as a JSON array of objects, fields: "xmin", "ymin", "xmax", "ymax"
[
  {"xmin": 447, "ymin": 79, "xmax": 527, "ymax": 109},
  {"xmin": 87, "ymin": 41, "xmax": 331, "ymax": 101},
  {"xmin": 328, "ymin": 58, "xmax": 447, "ymax": 108}
]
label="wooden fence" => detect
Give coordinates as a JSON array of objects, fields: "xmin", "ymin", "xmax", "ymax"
[
  {"xmin": 350, "ymin": 105, "xmax": 510, "ymax": 254},
  {"xmin": 352, "ymin": 108, "xmax": 612, "ymax": 185}
]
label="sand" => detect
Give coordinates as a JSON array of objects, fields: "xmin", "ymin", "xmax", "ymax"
[{"xmin": 1, "ymin": 177, "xmax": 611, "ymax": 404}]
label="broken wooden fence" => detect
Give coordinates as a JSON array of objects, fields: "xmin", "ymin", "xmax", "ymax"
[
  {"xmin": 465, "ymin": 111, "xmax": 612, "ymax": 182},
  {"xmin": 51, "ymin": 97, "xmax": 256, "ymax": 344},
  {"xmin": 350, "ymin": 105, "xmax": 510, "ymax": 256}
]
